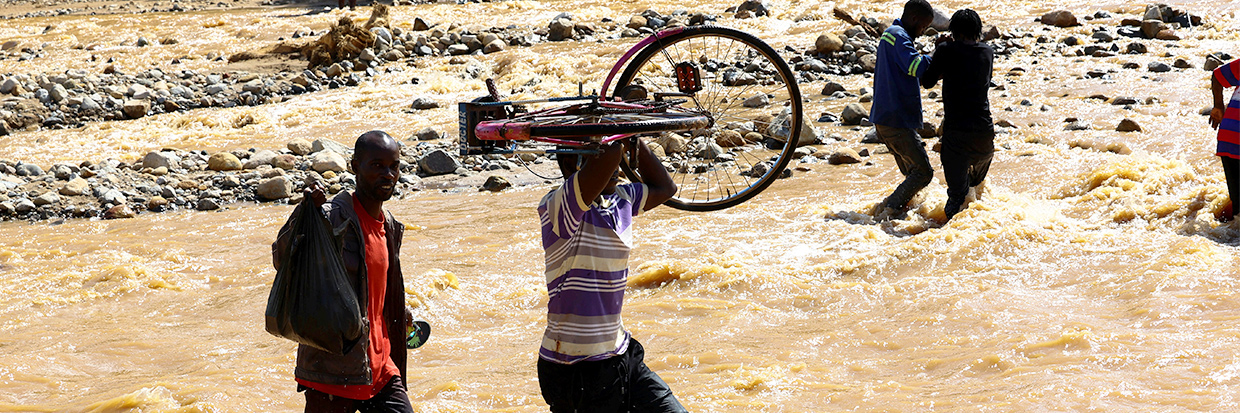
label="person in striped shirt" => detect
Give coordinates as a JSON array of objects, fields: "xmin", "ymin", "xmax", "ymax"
[
  {"xmin": 1210, "ymin": 58, "xmax": 1240, "ymax": 220},
  {"xmin": 536, "ymin": 139, "xmax": 682, "ymax": 412}
]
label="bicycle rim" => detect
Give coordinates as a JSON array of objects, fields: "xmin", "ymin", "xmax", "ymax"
[{"xmin": 615, "ymin": 25, "xmax": 802, "ymax": 212}]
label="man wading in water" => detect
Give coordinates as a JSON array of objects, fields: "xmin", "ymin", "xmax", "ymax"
[
  {"xmin": 536, "ymin": 140, "xmax": 684, "ymax": 412},
  {"xmin": 869, "ymin": 0, "xmax": 939, "ymax": 221},
  {"xmin": 919, "ymin": 9, "xmax": 995, "ymax": 221},
  {"xmin": 272, "ymin": 131, "xmax": 415, "ymax": 412}
]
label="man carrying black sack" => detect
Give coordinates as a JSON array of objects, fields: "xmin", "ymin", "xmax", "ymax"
[{"xmin": 272, "ymin": 130, "xmax": 414, "ymax": 413}]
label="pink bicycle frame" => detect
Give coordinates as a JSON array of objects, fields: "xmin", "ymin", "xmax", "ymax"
[{"xmin": 599, "ymin": 27, "xmax": 687, "ymax": 101}]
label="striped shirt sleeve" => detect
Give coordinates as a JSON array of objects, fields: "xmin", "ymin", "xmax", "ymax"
[
  {"xmin": 618, "ymin": 183, "xmax": 649, "ymax": 217},
  {"xmin": 882, "ymin": 29, "xmax": 931, "ymax": 79},
  {"xmin": 1216, "ymin": 59, "xmax": 1240, "ymax": 89},
  {"xmin": 540, "ymin": 174, "xmax": 589, "ymax": 239}
]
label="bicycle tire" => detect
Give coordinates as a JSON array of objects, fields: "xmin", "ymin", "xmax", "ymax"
[
  {"xmin": 478, "ymin": 108, "xmax": 711, "ymax": 142},
  {"xmin": 614, "ymin": 26, "xmax": 803, "ymax": 212}
]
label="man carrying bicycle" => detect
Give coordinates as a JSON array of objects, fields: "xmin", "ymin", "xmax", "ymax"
[{"xmin": 535, "ymin": 139, "xmax": 685, "ymax": 412}]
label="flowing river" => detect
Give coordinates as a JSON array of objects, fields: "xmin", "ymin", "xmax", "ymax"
[{"xmin": 1, "ymin": 0, "xmax": 1239, "ymax": 411}]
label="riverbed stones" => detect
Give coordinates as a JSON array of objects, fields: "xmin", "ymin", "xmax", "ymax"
[
  {"xmin": 311, "ymin": 151, "xmax": 348, "ymax": 173},
  {"xmin": 481, "ymin": 175, "xmax": 511, "ymax": 192},
  {"xmin": 60, "ymin": 178, "xmax": 89, "ymax": 196},
  {"xmin": 14, "ymin": 163, "xmax": 43, "ymax": 176},
  {"xmin": 312, "ymin": 139, "xmax": 352, "ymax": 155},
  {"xmin": 815, "ymin": 34, "xmax": 844, "ymax": 54},
  {"xmin": 656, "ymin": 134, "xmax": 688, "ymax": 154},
  {"xmin": 142, "ymin": 151, "xmax": 180, "ymax": 170},
  {"xmin": 418, "ymin": 149, "xmax": 460, "ymax": 176},
  {"xmin": 32, "ymin": 191, "xmax": 59, "ymax": 206},
  {"xmin": 1206, "ymin": 55, "xmax": 1224, "ymax": 71},
  {"xmin": 207, "ymin": 152, "xmax": 243, "ymax": 171},
  {"xmin": 271, "ymin": 154, "xmax": 297, "ymax": 170},
  {"xmin": 414, "ymin": 127, "xmax": 441, "ymax": 141},
  {"xmin": 257, "ymin": 176, "xmax": 294, "ymax": 200},
  {"xmin": 1116, "ymin": 118, "xmax": 1142, "ymax": 132},
  {"xmin": 548, "ymin": 18, "xmax": 574, "ymax": 41},
  {"xmin": 411, "ymin": 97, "xmax": 439, "ymax": 110},
  {"xmin": 1148, "ymin": 61, "xmax": 1171, "ymax": 73},
  {"xmin": 243, "ymin": 150, "xmax": 278, "ymax": 169},
  {"xmin": 1041, "ymin": 10, "xmax": 1079, "ymax": 27},
  {"xmin": 821, "ymin": 81, "xmax": 845, "ymax": 96},
  {"xmin": 1173, "ymin": 58, "xmax": 1192, "ymax": 69},
  {"xmin": 195, "ymin": 198, "xmax": 220, "ymax": 211},
  {"xmin": 287, "ymin": 138, "xmax": 312, "ymax": 155},
  {"xmin": 841, "ymin": 103, "xmax": 868, "ymax": 126},
  {"xmin": 715, "ymin": 130, "xmax": 746, "ymax": 147},
  {"xmin": 742, "ymin": 93, "xmax": 769, "ymax": 108},
  {"xmin": 122, "ymin": 99, "xmax": 150, "ymax": 119},
  {"xmin": 1141, "ymin": 20, "xmax": 1167, "ymax": 39},
  {"xmin": 828, "ymin": 147, "xmax": 862, "ymax": 165},
  {"xmin": 483, "ymin": 39, "xmax": 506, "ymax": 54}
]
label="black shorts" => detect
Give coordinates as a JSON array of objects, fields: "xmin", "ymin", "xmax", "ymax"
[{"xmin": 537, "ymin": 338, "xmax": 686, "ymax": 413}]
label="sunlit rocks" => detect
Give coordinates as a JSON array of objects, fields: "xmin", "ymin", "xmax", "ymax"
[
  {"xmin": 207, "ymin": 152, "xmax": 243, "ymax": 171},
  {"xmin": 122, "ymin": 100, "xmax": 150, "ymax": 119},
  {"xmin": 1116, "ymin": 118, "xmax": 1143, "ymax": 132},
  {"xmin": 104, "ymin": 204, "xmax": 136, "ymax": 219},
  {"xmin": 59, "ymin": 178, "xmax": 89, "ymax": 196},
  {"xmin": 480, "ymin": 175, "xmax": 511, "ymax": 192},
  {"xmin": 1041, "ymin": 10, "xmax": 1079, "ymax": 27},
  {"xmin": 257, "ymin": 176, "xmax": 294, "ymax": 200},
  {"xmin": 418, "ymin": 149, "xmax": 461, "ymax": 176},
  {"xmin": 841, "ymin": 103, "xmax": 868, "ymax": 126},
  {"xmin": 828, "ymin": 147, "xmax": 862, "ymax": 165},
  {"xmin": 286, "ymin": 138, "xmax": 312, "ymax": 156},
  {"xmin": 311, "ymin": 151, "xmax": 348, "ymax": 173}
]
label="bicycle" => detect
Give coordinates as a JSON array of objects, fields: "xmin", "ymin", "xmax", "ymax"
[{"xmin": 459, "ymin": 25, "xmax": 803, "ymax": 211}]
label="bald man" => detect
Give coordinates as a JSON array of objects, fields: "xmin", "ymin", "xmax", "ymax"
[{"xmin": 273, "ymin": 131, "xmax": 414, "ymax": 412}]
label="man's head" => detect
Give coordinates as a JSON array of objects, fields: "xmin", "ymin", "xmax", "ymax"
[
  {"xmin": 351, "ymin": 130, "xmax": 401, "ymax": 203},
  {"xmin": 949, "ymin": 9, "xmax": 983, "ymax": 42},
  {"xmin": 900, "ymin": 0, "xmax": 935, "ymax": 37},
  {"xmin": 555, "ymin": 145, "xmax": 623, "ymax": 195}
]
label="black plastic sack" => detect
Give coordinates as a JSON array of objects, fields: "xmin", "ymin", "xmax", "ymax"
[{"xmin": 265, "ymin": 201, "xmax": 365, "ymax": 355}]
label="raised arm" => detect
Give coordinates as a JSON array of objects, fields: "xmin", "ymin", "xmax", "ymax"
[
  {"xmin": 634, "ymin": 139, "xmax": 676, "ymax": 211},
  {"xmin": 574, "ymin": 141, "xmax": 626, "ymax": 205},
  {"xmin": 1212, "ymin": 74, "xmax": 1225, "ymax": 130}
]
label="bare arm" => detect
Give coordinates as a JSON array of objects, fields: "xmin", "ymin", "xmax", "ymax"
[
  {"xmin": 634, "ymin": 139, "xmax": 676, "ymax": 211},
  {"xmin": 575, "ymin": 142, "xmax": 625, "ymax": 205},
  {"xmin": 1211, "ymin": 74, "xmax": 1225, "ymax": 130}
]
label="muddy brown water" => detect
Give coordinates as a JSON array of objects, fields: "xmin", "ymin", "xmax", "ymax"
[{"xmin": 1, "ymin": 0, "xmax": 1239, "ymax": 411}]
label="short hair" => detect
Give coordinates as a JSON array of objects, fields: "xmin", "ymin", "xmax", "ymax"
[
  {"xmin": 901, "ymin": 0, "xmax": 934, "ymax": 21},
  {"xmin": 353, "ymin": 130, "xmax": 399, "ymax": 159},
  {"xmin": 950, "ymin": 9, "xmax": 983, "ymax": 41}
]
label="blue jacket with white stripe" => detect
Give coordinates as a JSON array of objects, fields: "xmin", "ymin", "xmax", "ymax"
[{"xmin": 871, "ymin": 19, "xmax": 931, "ymax": 130}]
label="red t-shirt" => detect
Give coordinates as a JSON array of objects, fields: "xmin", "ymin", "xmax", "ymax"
[{"xmin": 298, "ymin": 194, "xmax": 401, "ymax": 400}]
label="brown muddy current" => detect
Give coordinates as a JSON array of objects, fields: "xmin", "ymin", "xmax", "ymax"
[{"xmin": 2, "ymin": 0, "xmax": 1240, "ymax": 411}]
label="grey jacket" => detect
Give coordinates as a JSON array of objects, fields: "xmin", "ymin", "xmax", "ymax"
[{"xmin": 271, "ymin": 191, "xmax": 408, "ymax": 387}]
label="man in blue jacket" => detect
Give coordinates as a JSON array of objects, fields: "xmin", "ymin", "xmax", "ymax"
[{"xmin": 870, "ymin": 0, "xmax": 937, "ymax": 220}]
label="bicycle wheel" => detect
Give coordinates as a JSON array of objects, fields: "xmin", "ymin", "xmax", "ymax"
[
  {"xmin": 614, "ymin": 25, "xmax": 802, "ymax": 211},
  {"xmin": 478, "ymin": 106, "xmax": 711, "ymax": 142}
]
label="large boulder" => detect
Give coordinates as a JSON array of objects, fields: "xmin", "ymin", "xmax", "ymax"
[
  {"xmin": 815, "ymin": 34, "xmax": 844, "ymax": 54},
  {"xmin": 311, "ymin": 151, "xmax": 348, "ymax": 173},
  {"xmin": 656, "ymin": 133, "xmax": 688, "ymax": 154},
  {"xmin": 1041, "ymin": 10, "xmax": 1079, "ymax": 27},
  {"xmin": 548, "ymin": 18, "xmax": 575, "ymax": 41},
  {"xmin": 123, "ymin": 99, "xmax": 151, "ymax": 119},
  {"xmin": 243, "ymin": 149, "xmax": 279, "ymax": 169},
  {"xmin": 312, "ymin": 139, "xmax": 353, "ymax": 155},
  {"xmin": 827, "ymin": 147, "xmax": 862, "ymax": 165},
  {"xmin": 418, "ymin": 149, "xmax": 461, "ymax": 176},
  {"xmin": 256, "ymin": 176, "xmax": 294, "ymax": 200},
  {"xmin": 59, "ymin": 178, "xmax": 89, "ymax": 196},
  {"xmin": 287, "ymin": 138, "xmax": 313, "ymax": 155},
  {"xmin": 841, "ymin": 103, "xmax": 868, "ymax": 126},
  {"xmin": 207, "ymin": 152, "xmax": 243, "ymax": 171},
  {"xmin": 142, "ymin": 151, "xmax": 180, "ymax": 170}
]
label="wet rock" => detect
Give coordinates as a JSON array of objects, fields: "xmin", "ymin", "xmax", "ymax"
[
  {"xmin": 480, "ymin": 175, "xmax": 511, "ymax": 192},
  {"xmin": 413, "ymin": 17, "xmax": 430, "ymax": 31},
  {"xmin": 1062, "ymin": 36, "xmax": 1081, "ymax": 46},
  {"xmin": 104, "ymin": 204, "xmax": 136, "ymax": 219},
  {"xmin": 312, "ymin": 139, "xmax": 352, "ymax": 155},
  {"xmin": 207, "ymin": 152, "xmax": 243, "ymax": 171},
  {"xmin": 1041, "ymin": 10, "xmax": 1079, "ymax": 27},
  {"xmin": 734, "ymin": 0, "xmax": 770, "ymax": 18},
  {"xmin": 287, "ymin": 138, "xmax": 312, "ymax": 155},
  {"xmin": 1064, "ymin": 120, "xmax": 1091, "ymax": 131},
  {"xmin": 1090, "ymin": 31, "xmax": 1115, "ymax": 43},
  {"xmin": 244, "ymin": 149, "xmax": 278, "ymax": 169},
  {"xmin": 548, "ymin": 18, "xmax": 575, "ymax": 41},
  {"xmin": 1111, "ymin": 97, "xmax": 1138, "ymax": 105},
  {"xmin": 815, "ymin": 34, "xmax": 844, "ymax": 54},
  {"xmin": 1205, "ymin": 55, "xmax": 1225, "ymax": 71},
  {"xmin": 1173, "ymin": 58, "xmax": 1193, "ymax": 69},
  {"xmin": 1116, "ymin": 118, "xmax": 1142, "ymax": 132},
  {"xmin": 311, "ymin": 151, "xmax": 348, "ymax": 173},
  {"xmin": 1147, "ymin": 61, "xmax": 1171, "ymax": 73},
  {"xmin": 257, "ymin": 176, "xmax": 294, "ymax": 200},
  {"xmin": 1156, "ymin": 29, "xmax": 1179, "ymax": 41},
  {"xmin": 15, "ymin": 163, "xmax": 43, "ymax": 176},
  {"xmin": 414, "ymin": 127, "xmax": 441, "ymax": 141},
  {"xmin": 699, "ymin": 142, "xmax": 725, "ymax": 159},
  {"xmin": 650, "ymin": 134, "xmax": 685, "ymax": 154},
  {"xmin": 828, "ymin": 147, "xmax": 862, "ymax": 165},
  {"xmin": 195, "ymin": 198, "xmax": 220, "ymax": 211},
  {"xmin": 122, "ymin": 99, "xmax": 150, "ymax": 119},
  {"xmin": 821, "ymin": 81, "xmax": 846, "ymax": 96},
  {"xmin": 147, "ymin": 196, "xmax": 169, "ymax": 212},
  {"xmin": 1126, "ymin": 42, "xmax": 1147, "ymax": 54},
  {"xmin": 742, "ymin": 93, "xmax": 769, "ymax": 108},
  {"xmin": 411, "ymin": 97, "xmax": 439, "ymax": 110},
  {"xmin": 483, "ymin": 39, "xmax": 506, "ymax": 54},
  {"xmin": 33, "ymin": 191, "xmax": 59, "ymax": 206},
  {"xmin": 142, "ymin": 151, "xmax": 180, "ymax": 170},
  {"xmin": 1141, "ymin": 20, "xmax": 1166, "ymax": 39},
  {"xmin": 715, "ymin": 130, "xmax": 746, "ymax": 147},
  {"xmin": 60, "ymin": 178, "xmax": 88, "ymax": 196},
  {"xmin": 722, "ymin": 69, "xmax": 757, "ymax": 87},
  {"xmin": 271, "ymin": 154, "xmax": 297, "ymax": 170},
  {"xmin": 841, "ymin": 103, "xmax": 868, "ymax": 126},
  {"xmin": 419, "ymin": 149, "xmax": 461, "ymax": 176},
  {"xmin": 917, "ymin": 122, "xmax": 939, "ymax": 139}
]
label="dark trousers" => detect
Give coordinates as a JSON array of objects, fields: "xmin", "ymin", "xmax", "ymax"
[
  {"xmin": 538, "ymin": 338, "xmax": 686, "ymax": 413},
  {"xmin": 876, "ymin": 125, "xmax": 934, "ymax": 210},
  {"xmin": 1224, "ymin": 156, "xmax": 1239, "ymax": 219},
  {"xmin": 941, "ymin": 130, "xmax": 996, "ymax": 220},
  {"xmin": 303, "ymin": 375, "xmax": 414, "ymax": 413}
]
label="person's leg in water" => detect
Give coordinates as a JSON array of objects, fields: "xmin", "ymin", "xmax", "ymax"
[
  {"xmin": 621, "ymin": 339, "xmax": 687, "ymax": 413},
  {"xmin": 875, "ymin": 125, "xmax": 933, "ymax": 219},
  {"xmin": 1223, "ymin": 156, "xmax": 1239, "ymax": 220}
]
